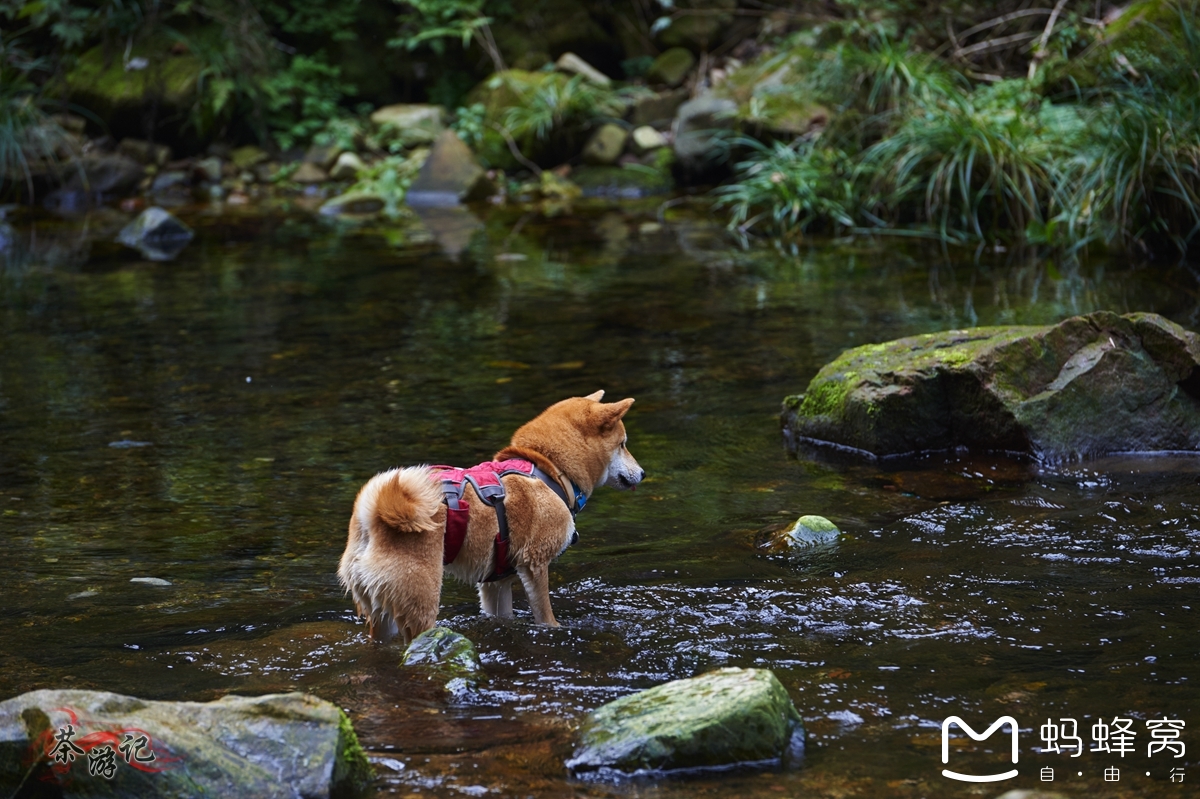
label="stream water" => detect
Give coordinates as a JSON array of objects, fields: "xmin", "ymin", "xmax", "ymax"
[{"xmin": 2, "ymin": 201, "xmax": 1198, "ymax": 798}]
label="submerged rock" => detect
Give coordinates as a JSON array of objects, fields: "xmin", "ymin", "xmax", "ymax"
[
  {"xmin": 567, "ymin": 667, "xmax": 804, "ymax": 776},
  {"xmin": 783, "ymin": 312, "xmax": 1200, "ymax": 462},
  {"xmin": 401, "ymin": 627, "xmax": 483, "ymax": 691},
  {"xmin": 116, "ymin": 207, "xmax": 193, "ymax": 261},
  {"xmin": 780, "ymin": 515, "xmax": 840, "ymax": 548},
  {"xmin": 0, "ymin": 689, "xmax": 371, "ymax": 798}
]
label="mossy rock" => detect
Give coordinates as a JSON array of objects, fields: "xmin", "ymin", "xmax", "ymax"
[
  {"xmin": 0, "ymin": 690, "xmax": 371, "ymax": 798},
  {"xmin": 713, "ymin": 43, "xmax": 829, "ymax": 138},
  {"xmin": 781, "ymin": 515, "xmax": 840, "ymax": 548},
  {"xmin": 571, "ymin": 162, "xmax": 673, "ymax": 199},
  {"xmin": 59, "ymin": 44, "xmax": 202, "ymax": 136},
  {"xmin": 782, "ymin": 311, "xmax": 1200, "ymax": 463},
  {"xmin": 567, "ymin": 667, "xmax": 804, "ymax": 775},
  {"xmin": 646, "ymin": 48, "xmax": 696, "ymax": 88},
  {"xmin": 401, "ymin": 627, "xmax": 483, "ymax": 689}
]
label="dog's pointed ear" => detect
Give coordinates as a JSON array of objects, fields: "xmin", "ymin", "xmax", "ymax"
[
  {"xmin": 584, "ymin": 390, "xmax": 605, "ymax": 401},
  {"xmin": 597, "ymin": 397, "xmax": 634, "ymax": 428}
]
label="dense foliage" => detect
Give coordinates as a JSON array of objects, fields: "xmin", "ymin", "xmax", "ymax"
[{"xmin": 1, "ymin": 0, "xmax": 1197, "ymax": 256}]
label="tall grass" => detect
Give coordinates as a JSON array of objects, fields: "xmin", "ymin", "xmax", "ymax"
[
  {"xmin": 716, "ymin": 2, "xmax": 1200, "ymax": 256},
  {"xmin": 860, "ymin": 81, "xmax": 1081, "ymax": 242},
  {"xmin": 0, "ymin": 39, "xmax": 73, "ymax": 198},
  {"xmin": 1063, "ymin": 1, "xmax": 1200, "ymax": 253}
]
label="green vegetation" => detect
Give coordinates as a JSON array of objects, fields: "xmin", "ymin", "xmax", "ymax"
[
  {"xmin": 721, "ymin": 1, "xmax": 1200, "ymax": 257},
  {"xmin": 1, "ymin": 0, "xmax": 1196, "ymax": 257}
]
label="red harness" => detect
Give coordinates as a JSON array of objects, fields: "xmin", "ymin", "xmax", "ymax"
[{"xmin": 430, "ymin": 459, "xmax": 580, "ymax": 583}]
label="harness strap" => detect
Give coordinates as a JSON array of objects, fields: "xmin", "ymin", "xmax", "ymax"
[{"xmin": 432, "ymin": 459, "xmax": 585, "ymax": 583}]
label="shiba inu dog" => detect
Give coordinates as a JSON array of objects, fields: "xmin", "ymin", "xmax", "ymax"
[{"xmin": 338, "ymin": 390, "xmax": 643, "ymax": 644}]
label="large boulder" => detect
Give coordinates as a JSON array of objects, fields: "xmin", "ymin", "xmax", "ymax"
[
  {"xmin": 0, "ymin": 689, "xmax": 371, "ymax": 798},
  {"xmin": 60, "ymin": 45, "xmax": 202, "ymax": 139},
  {"xmin": 713, "ymin": 42, "xmax": 829, "ymax": 139},
  {"xmin": 783, "ymin": 312, "xmax": 1200, "ymax": 462},
  {"xmin": 567, "ymin": 667, "xmax": 804, "ymax": 775}
]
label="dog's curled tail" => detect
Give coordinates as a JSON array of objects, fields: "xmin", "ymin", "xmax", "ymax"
[{"xmin": 363, "ymin": 466, "xmax": 444, "ymax": 535}]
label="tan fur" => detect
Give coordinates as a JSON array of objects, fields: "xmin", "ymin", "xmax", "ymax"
[{"xmin": 338, "ymin": 392, "xmax": 643, "ymax": 645}]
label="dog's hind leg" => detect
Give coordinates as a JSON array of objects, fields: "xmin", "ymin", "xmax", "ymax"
[
  {"xmin": 516, "ymin": 563, "xmax": 559, "ymax": 627},
  {"xmin": 478, "ymin": 579, "xmax": 515, "ymax": 618}
]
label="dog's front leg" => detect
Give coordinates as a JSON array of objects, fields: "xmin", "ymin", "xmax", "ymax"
[
  {"xmin": 516, "ymin": 563, "xmax": 559, "ymax": 626},
  {"xmin": 478, "ymin": 580, "xmax": 515, "ymax": 618}
]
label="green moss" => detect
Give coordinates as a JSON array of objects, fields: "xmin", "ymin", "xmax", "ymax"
[
  {"xmin": 63, "ymin": 45, "xmax": 201, "ymax": 112},
  {"xmin": 333, "ymin": 710, "xmax": 372, "ymax": 796},
  {"xmin": 798, "ymin": 371, "xmax": 854, "ymax": 417}
]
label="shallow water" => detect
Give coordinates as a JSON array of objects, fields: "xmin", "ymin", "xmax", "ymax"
[{"xmin": 2, "ymin": 202, "xmax": 1198, "ymax": 797}]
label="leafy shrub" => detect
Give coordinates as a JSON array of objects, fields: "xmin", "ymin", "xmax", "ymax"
[{"xmin": 715, "ymin": 139, "xmax": 855, "ymax": 237}]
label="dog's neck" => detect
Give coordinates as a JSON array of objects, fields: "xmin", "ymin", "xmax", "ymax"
[{"xmin": 494, "ymin": 445, "xmax": 590, "ymax": 506}]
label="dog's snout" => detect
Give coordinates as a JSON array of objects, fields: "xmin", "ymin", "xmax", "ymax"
[{"xmin": 638, "ymin": 469, "xmax": 646, "ymax": 481}]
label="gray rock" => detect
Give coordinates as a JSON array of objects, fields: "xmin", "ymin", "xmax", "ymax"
[
  {"xmin": 193, "ymin": 156, "xmax": 223, "ymax": 183},
  {"xmin": 647, "ymin": 47, "xmax": 696, "ymax": 88},
  {"xmin": 370, "ymin": 104, "xmax": 446, "ymax": 147},
  {"xmin": 0, "ymin": 689, "xmax": 371, "ymax": 798},
  {"xmin": 567, "ymin": 667, "xmax": 804, "ymax": 775},
  {"xmin": 671, "ymin": 96, "xmax": 737, "ymax": 174},
  {"xmin": 304, "ymin": 142, "xmax": 342, "ymax": 171},
  {"xmin": 330, "ymin": 151, "xmax": 366, "ymax": 181},
  {"xmin": 629, "ymin": 89, "xmax": 689, "ymax": 128},
  {"xmin": 555, "ymin": 52, "xmax": 612, "ymax": 87},
  {"xmin": 62, "ymin": 154, "xmax": 146, "ymax": 196},
  {"xmin": 406, "ymin": 130, "xmax": 494, "ymax": 207},
  {"xmin": 582, "ymin": 123, "xmax": 629, "ymax": 166},
  {"xmin": 150, "ymin": 170, "xmax": 189, "ymax": 193},
  {"xmin": 116, "ymin": 206, "xmax": 193, "ymax": 261},
  {"xmin": 782, "ymin": 311, "xmax": 1200, "ymax": 463}
]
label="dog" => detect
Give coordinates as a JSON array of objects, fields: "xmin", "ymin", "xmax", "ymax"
[{"xmin": 338, "ymin": 390, "xmax": 644, "ymax": 644}]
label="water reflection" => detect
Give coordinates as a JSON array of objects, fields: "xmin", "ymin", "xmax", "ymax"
[{"xmin": 1, "ymin": 204, "xmax": 1197, "ymax": 798}]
